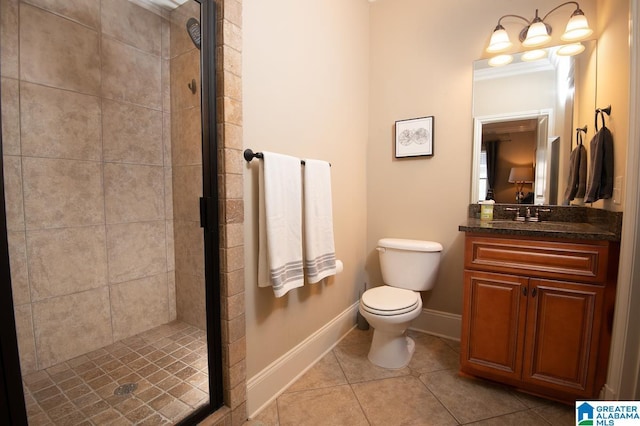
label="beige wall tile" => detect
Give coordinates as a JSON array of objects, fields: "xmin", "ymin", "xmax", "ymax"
[
  {"xmin": 223, "ymin": 173, "xmax": 243, "ymax": 199},
  {"xmin": 222, "ymin": 199, "xmax": 243, "ymax": 224},
  {"xmin": 226, "ymin": 356, "xmax": 246, "ymax": 390},
  {"xmin": 222, "ymin": 223, "xmax": 243, "ymax": 248},
  {"xmin": 21, "ymin": 0, "xmax": 100, "ymax": 29},
  {"xmin": 166, "ymin": 220, "xmax": 175, "ymax": 271},
  {"xmin": 107, "ymin": 221, "xmax": 167, "ymax": 284},
  {"xmin": 223, "ymin": 0, "xmax": 242, "ymax": 27},
  {"xmin": 102, "ymin": 99, "xmax": 163, "ymax": 165},
  {"xmin": 222, "ymin": 71, "xmax": 242, "ymax": 101},
  {"xmin": 104, "ymin": 163, "xmax": 165, "ymax": 224},
  {"xmin": 222, "ymin": 45, "xmax": 241, "ymax": 77},
  {"xmin": 221, "ymin": 269, "xmax": 244, "ymax": 298},
  {"xmin": 163, "ymin": 113, "xmax": 172, "ymax": 166},
  {"xmin": 101, "ymin": 37, "xmax": 162, "ymax": 109},
  {"xmin": 175, "ymin": 271, "xmax": 205, "ymax": 329},
  {"xmin": 223, "ymin": 314, "xmax": 245, "ymax": 344},
  {"xmin": 1, "ymin": 77, "xmax": 20, "ymax": 155},
  {"xmin": 161, "ymin": 18, "xmax": 170, "ymax": 60},
  {"xmin": 2, "ymin": 155, "xmax": 24, "ymax": 231},
  {"xmin": 22, "ymin": 157, "xmax": 104, "ymax": 230},
  {"xmin": 7, "ymin": 230, "xmax": 30, "ymax": 306},
  {"xmin": 222, "ymin": 97, "xmax": 242, "ymax": 126},
  {"xmin": 225, "ymin": 336, "xmax": 246, "ymax": 367},
  {"xmin": 101, "ymin": 0, "xmax": 162, "ymax": 55},
  {"xmin": 220, "ymin": 148, "xmax": 244, "ymax": 175},
  {"xmin": 221, "ymin": 292, "xmax": 244, "ymax": 321},
  {"xmin": 173, "ymin": 220, "xmax": 204, "ymax": 278},
  {"xmin": 20, "ymin": 82, "xmax": 102, "ymax": 161},
  {"xmin": 162, "ymin": 59, "xmax": 171, "ymax": 112},
  {"xmin": 168, "ymin": 271, "xmax": 177, "ymax": 321},
  {"xmin": 222, "ymin": 20, "xmax": 242, "ymax": 53},
  {"xmin": 26, "ymin": 226, "xmax": 108, "ymax": 301},
  {"xmin": 110, "ymin": 273, "xmax": 169, "ymax": 341},
  {"xmin": 171, "ymin": 106, "xmax": 202, "ymax": 166},
  {"xmin": 170, "ymin": 49, "xmax": 201, "ymax": 111},
  {"xmin": 221, "ymin": 245, "xmax": 244, "ymax": 274},
  {"xmin": 32, "ymin": 287, "xmax": 113, "ymax": 369},
  {"xmin": 173, "ymin": 165, "xmax": 203, "ymax": 222},
  {"xmin": 0, "ymin": 0, "xmax": 19, "ymax": 78},
  {"xmin": 20, "ymin": 4, "xmax": 100, "ymax": 95},
  {"xmin": 14, "ymin": 304, "xmax": 37, "ymax": 373},
  {"xmin": 164, "ymin": 166, "xmax": 174, "ymax": 219},
  {"xmin": 170, "ymin": 6, "xmax": 200, "ymax": 59}
]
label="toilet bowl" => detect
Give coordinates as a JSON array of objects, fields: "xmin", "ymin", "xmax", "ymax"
[{"xmin": 359, "ymin": 238, "xmax": 442, "ymax": 369}]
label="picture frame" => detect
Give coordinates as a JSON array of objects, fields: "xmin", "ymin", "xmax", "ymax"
[{"xmin": 394, "ymin": 116, "xmax": 434, "ymax": 158}]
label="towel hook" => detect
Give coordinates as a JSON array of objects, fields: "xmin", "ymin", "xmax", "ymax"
[
  {"xmin": 595, "ymin": 105, "xmax": 611, "ymax": 131},
  {"xmin": 575, "ymin": 125, "xmax": 587, "ymax": 147}
]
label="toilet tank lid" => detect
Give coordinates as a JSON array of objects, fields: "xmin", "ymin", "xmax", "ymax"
[{"xmin": 378, "ymin": 238, "xmax": 443, "ymax": 252}]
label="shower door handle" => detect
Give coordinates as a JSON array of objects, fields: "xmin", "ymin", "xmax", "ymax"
[{"xmin": 200, "ymin": 197, "xmax": 215, "ymax": 232}]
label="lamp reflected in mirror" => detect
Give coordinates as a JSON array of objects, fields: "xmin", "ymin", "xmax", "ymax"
[{"xmin": 508, "ymin": 167, "xmax": 535, "ymax": 203}]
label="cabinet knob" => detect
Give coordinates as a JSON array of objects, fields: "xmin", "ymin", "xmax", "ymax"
[
  {"xmin": 522, "ymin": 287, "xmax": 527, "ymax": 297},
  {"xmin": 531, "ymin": 288, "xmax": 537, "ymax": 297}
]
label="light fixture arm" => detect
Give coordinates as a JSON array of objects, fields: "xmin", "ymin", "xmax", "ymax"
[
  {"xmin": 495, "ymin": 14, "xmax": 530, "ymax": 29},
  {"xmin": 542, "ymin": 1, "xmax": 581, "ymax": 21}
]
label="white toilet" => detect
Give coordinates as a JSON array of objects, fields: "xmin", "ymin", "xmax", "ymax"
[{"xmin": 359, "ymin": 238, "xmax": 443, "ymax": 369}]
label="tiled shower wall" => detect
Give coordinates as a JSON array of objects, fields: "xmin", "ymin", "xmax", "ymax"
[
  {"xmin": 170, "ymin": 1, "xmax": 207, "ymax": 330},
  {"xmin": 1, "ymin": 0, "xmax": 176, "ymax": 374}
]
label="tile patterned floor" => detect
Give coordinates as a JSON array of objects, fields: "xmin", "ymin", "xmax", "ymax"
[
  {"xmin": 22, "ymin": 321, "xmax": 209, "ymax": 425},
  {"xmin": 247, "ymin": 328, "xmax": 575, "ymax": 426}
]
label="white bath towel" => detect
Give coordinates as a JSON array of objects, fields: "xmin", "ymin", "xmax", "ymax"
[
  {"xmin": 303, "ymin": 159, "xmax": 336, "ymax": 283},
  {"xmin": 258, "ymin": 152, "xmax": 304, "ymax": 297}
]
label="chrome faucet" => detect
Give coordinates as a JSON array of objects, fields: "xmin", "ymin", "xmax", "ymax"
[{"xmin": 505, "ymin": 207, "xmax": 525, "ymax": 221}]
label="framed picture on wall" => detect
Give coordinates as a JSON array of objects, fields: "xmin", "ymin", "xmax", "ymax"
[{"xmin": 395, "ymin": 116, "xmax": 434, "ymax": 158}]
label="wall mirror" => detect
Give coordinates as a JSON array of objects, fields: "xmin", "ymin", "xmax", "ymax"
[{"xmin": 471, "ymin": 40, "xmax": 597, "ymax": 205}]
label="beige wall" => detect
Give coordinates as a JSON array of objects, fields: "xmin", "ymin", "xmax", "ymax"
[
  {"xmin": 242, "ymin": 0, "xmax": 630, "ymax": 384},
  {"xmin": 367, "ymin": 0, "xmax": 612, "ymax": 316},
  {"xmin": 1, "ymin": 0, "xmax": 176, "ymax": 372},
  {"xmin": 243, "ymin": 0, "xmax": 370, "ymax": 377},
  {"xmin": 594, "ymin": 0, "xmax": 630, "ymax": 212}
]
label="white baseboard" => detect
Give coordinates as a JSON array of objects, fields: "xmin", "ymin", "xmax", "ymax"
[
  {"xmin": 246, "ymin": 302, "xmax": 359, "ymax": 418},
  {"xmin": 409, "ymin": 308, "xmax": 462, "ymax": 341}
]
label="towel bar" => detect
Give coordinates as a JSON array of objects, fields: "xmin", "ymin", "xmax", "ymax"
[{"xmin": 243, "ymin": 149, "xmax": 330, "ymax": 166}]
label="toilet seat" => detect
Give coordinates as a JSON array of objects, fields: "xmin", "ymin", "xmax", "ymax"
[{"xmin": 361, "ymin": 286, "xmax": 420, "ymax": 316}]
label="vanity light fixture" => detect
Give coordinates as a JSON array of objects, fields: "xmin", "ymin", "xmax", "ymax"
[
  {"xmin": 486, "ymin": 2, "xmax": 593, "ymax": 65},
  {"xmin": 557, "ymin": 42, "xmax": 586, "ymax": 56},
  {"xmin": 521, "ymin": 49, "xmax": 547, "ymax": 62},
  {"xmin": 488, "ymin": 54, "xmax": 514, "ymax": 67}
]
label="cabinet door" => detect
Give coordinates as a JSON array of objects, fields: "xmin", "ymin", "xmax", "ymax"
[
  {"xmin": 461, "ymin": 270, "xmax": 528, "ymax": 382},
  {"xmin": 523, "ymin": 279, "xmax": 604, "ymax": 397}
]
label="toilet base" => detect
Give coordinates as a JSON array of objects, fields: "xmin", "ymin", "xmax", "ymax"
[{"xmin": 367, "ymin": 331, "xmax": 416, "ymax": 369}]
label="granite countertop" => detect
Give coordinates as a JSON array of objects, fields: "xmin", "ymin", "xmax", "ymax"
[
  {"xmin": 459, "ymin": 205, "xmax": 622, "ymax": 242},
  {"xmin": 459, "ymin": 218, "xmax": 620, "ymax": 241}
]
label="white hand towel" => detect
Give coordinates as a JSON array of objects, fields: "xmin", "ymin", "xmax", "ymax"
[
  {"xmin": 303, "ymin": 159, "xmax": 336, "ymax": 283},
  {"xmin": 258, "ymin": 152, "xmax": 304, "ymax": 297}
]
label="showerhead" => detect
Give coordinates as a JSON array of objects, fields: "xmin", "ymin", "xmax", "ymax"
[{"xmin": 186, "ymin": 17, "xmax": 201, "ymax": 50}]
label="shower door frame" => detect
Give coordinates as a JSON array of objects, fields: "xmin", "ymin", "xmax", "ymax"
[{"xmin": 0, "ymin": 0, "xmax": 224, "ymax": 423}]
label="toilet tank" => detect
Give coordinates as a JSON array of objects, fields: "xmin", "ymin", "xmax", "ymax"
[{"xmin": 377, "ymin": 238, "xmax": 442, "ymax": 291}]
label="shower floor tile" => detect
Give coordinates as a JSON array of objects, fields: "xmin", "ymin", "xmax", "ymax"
[{"xmin": 22, "ymin": 321, "xmax": 209, "ymax": 425}]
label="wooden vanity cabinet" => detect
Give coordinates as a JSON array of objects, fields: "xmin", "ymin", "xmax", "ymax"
[{"xmin": 460, "ymin": 233, "xmax": 618, "ymax": 402}]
